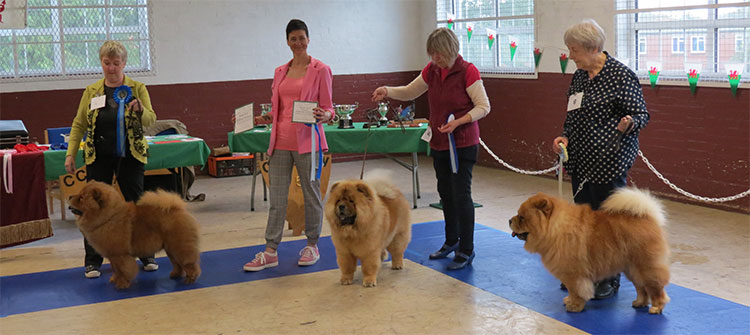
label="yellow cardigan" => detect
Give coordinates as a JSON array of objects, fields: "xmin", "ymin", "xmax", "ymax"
[{"xmin": 66, "ymin": 76, "xmax": 156, "ymax": 165}]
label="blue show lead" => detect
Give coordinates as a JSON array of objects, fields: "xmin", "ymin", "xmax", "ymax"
[{"xmin": 113, "ymin": 85, "xmax": 132, "ymax": 158}]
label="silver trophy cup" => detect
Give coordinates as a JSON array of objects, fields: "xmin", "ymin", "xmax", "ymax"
[{"xmin": 333, "ymin": 102, "xmax": 358, "ymax": 129}]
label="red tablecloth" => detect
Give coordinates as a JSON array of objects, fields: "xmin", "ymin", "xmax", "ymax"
[{"xmin": 1, "ymin": 151, "xmax": 53, "ymax": 248}]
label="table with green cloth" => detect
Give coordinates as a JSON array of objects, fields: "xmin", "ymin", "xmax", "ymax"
[
  {"xmin": 228, "ymin": 122, "xmax": 429, "ymax": 208},
  {"xmin": 43, "ymin": 135, "xmax": 211, "ymax": 181}
]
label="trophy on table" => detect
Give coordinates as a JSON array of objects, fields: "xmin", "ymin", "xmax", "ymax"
[
  {"xmin": 259, "ymin": 103, "xmax": 272, "ymax": 130},
  {"xmin": 333, "ymin": 102, "xmax": 358, "ymax": 129},
  {"xmin": 377, "ymin": 102, "xmax": 389, "ymax": 126}
]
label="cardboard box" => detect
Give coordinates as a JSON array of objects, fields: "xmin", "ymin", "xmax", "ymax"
[
  {"xmin": 208, "ymin": 154, "xmax": 254, "ymax": 177},
  {"xmin": 210, "ymin": 145, "xmax": 231, "ymax": 157}
]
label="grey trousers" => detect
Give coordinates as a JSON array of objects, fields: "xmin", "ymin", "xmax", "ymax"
[{"xmin": 265, "ymin": 150, "xmax": 323, "ymax": 250}]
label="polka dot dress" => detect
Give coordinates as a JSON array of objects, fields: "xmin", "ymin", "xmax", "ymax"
[{"xmin": 561, "ymin": 52, "xmax": 650, "ymax": 184}]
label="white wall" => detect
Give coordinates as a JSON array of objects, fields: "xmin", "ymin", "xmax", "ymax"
[
  {"xmin": 4, "ymin": 0, "xmax": 437, "ymax": 93},
  {"xmin": 4, "ymin": 0, "xmax": 624, "ymax": 93}
]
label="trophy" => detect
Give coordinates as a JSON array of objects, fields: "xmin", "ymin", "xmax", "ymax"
[
  {"xmin": 377, "ymin": 102, "xmax": 389, "ymax": 126},
  {"xmin": 333, "ymin": 102, "xmax": 358, "ymax": 129}
]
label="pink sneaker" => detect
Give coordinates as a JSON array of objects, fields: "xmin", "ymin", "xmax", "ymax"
[
  {"xmin": 243, "ymin": 251, "xmax": 278, "ymax": 271},
  {"xmin": 298, "ymin": 245, "xmax": 320, "ymax": 266}
]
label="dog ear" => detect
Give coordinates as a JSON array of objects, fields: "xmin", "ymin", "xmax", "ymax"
[
  {"xmin": 91, "ymin": 188, "xmax": 105, "ymax": 208},
  {"xmin": 533, "ymin": 197, "xmax": 554, "ymax": 218},
  {"xmin": 329, "ymin": 182, "xmax": 339, "ymax": 192},
  {"xmin": 355, "ymin": 182, "xmax": 372, "ymax": 199}
]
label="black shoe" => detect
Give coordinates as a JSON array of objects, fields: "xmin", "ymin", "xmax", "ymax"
[
  {"xmin": 84, "ymin": 265, "xmax": 101, "ymax": 278},
  {"xmin": 142, "ymin": 257, "xmax": 159, "ymax": 271},
  {"xmin": 447, "ymin": 251, "xmax": 475, "ymax": 270},
  {"xmin": 429, "ymin": 242, "xmax": 459, "ymax": 259},
  {"xmin": 593, "ymin": 274, "xmax": 621, "ymax": 300},
  {"xmin": 560, "ymin": 282, "xmax": 567, "ymax": 290}
]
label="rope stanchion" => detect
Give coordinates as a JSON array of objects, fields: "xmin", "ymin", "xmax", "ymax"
[{"xmin": 478, "ymin": 138, "xmax": 749, "ymax": 203}]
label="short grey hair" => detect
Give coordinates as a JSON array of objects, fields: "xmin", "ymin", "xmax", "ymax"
[
  {"xmin": 99, "ymin": 40, "xmax": 128, "ymax": 63},
  {"xmin": 564, "ymin": 19, "xmax": 606, "ymax": 52},
  {"xmin": 426, "ymin": 28, "xmax": 459, "ymax": 61}
]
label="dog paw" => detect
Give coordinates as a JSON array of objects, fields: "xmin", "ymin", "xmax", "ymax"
[
  {"xmin": 340, "ymin": 278, "xmax": 353, "ymax": 285},
  {"xmin": 362, "ymin": 280, "xmax": 377, "ymax": 287},
  {"xmin": 632, "ymin": 299, "xmax": 649, "ymax": 308},
  {"xmin": 183, "ymin": 276, "xmax": 197, "ymax": 284},
  {"xmin": 564, "ymin": 297, "xmax": 585, "ymax": 312},
  {"xmin": 391, "ymin": 264, "xmax": 403, "ymax": 270},
  {"xmin": 113, "ymin": 279, "xmax": 131, "ymax": 290},
  {"xmin": 648, "ymin": 306, "xmax": 664, "ymax": 314},
  {"xmin": 169, "ymin": 270, "xmax": 183, "ymax": 279}
]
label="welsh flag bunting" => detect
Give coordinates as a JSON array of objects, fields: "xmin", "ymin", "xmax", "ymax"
[
  {"xmin": 559, "ymin": 53, "xmax": 569, "ymax": 74},
  {"xmin": 486, "ymin": 28, "xmax": 496, "ymax": 50},
  {"xmin": 725, "ymin": 63, "xmax": 744, "ymax": 96},
  {"xmin": 467, "ymin": 23, "xmax": 474, "ymax": 43},
  {"xmin": 647, "ymin": 61, "xmax": 662, "ymax": 88},
  {"xmin": 685, "ymin": 63, "xmax": 702, "ymax": 95},
  {"xmin": 534, "ymin": 47, "xmax": 543, "ymax": 69},
  {"xmin": 508, "ymin": 36, "xmax": 518, "ymax": 61},
  {"xmin": 447, "ymin": 13, "xmax": 455, "ymax": 30}
]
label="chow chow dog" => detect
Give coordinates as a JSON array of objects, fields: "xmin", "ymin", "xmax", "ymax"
[
  {"xmin": 508, "ymin": 188, "xmax": 670, "ymax": 314},
  {"xmin": 324, "ymin": 171, "xmax": 411, "ymax": 287},
  {"xmin": 69, "ymin": 181, "xmax": 201, "ymax": 289}
]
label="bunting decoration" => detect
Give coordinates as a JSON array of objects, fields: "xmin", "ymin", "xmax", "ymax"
[
  {"xmin": 534, "ymin": 47, "xmax": 543, "ymax": 69},
  {"xmin": 559, "ymin": 53, "xmax": 568, "ymax": 74},
  {"xmin": 647, "ymin": 61, "xmax": 662, "ymax": 88},
  {"xmin": 508, "ymin": 36, "xmax": 518, "ymax": 61},
  {"xmin": 685, "ymin": 63, "xmax": 702, "ymax": 95},
  {"xmin": 466, "ymin": 23, "xmax": 474, "ymax": 43},
  {"xmin": 447, "ymin": 12, "xmax": 455, "ymax": 30},
  {"xmin": 725, "ymin": 63, "xmax": 744, "ymax": 96},
  {"xmin": 486, "ymin": 28, "xmax": 496, "ymax": 50}
]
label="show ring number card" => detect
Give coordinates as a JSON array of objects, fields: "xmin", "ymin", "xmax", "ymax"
[
  {"xmin": 234, "ymin": 103, "xmax": 255, "ymax": 134},
  {"xmin": 292, "ymin": 101, "xmax": 318, "ymax": 124}
]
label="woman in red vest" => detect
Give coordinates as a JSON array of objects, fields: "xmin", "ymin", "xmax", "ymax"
[{"xmin": 372, "ymin": 28, "xmax": 490, "ymax": 270}]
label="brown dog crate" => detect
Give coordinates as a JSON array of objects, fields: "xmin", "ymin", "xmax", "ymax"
[{"xmin": 208, "ymin": 154, "xmax": 255, "ymax": 178}]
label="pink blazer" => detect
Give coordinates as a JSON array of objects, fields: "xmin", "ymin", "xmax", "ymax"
[{"xmin": 267, "ymin": 57, "xmax": 332, "ymax": 156}]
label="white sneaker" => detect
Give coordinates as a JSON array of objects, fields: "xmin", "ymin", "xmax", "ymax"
[
  {"xmin": 84, "ymin": 265, "xmax": 101, "ymax": 278},
  {"xmin": 143, "ymin": 258, "xmax": 159, "ymax": 271}
]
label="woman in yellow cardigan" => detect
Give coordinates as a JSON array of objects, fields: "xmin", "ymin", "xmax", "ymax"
[{"xmin": 65, "ymin": 40, "xmax": 158, "ymax": 279}]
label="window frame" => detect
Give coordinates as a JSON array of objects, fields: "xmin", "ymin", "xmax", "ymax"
[
  {"xmin": 672, "ymin": 36, "xmax": 686, "ymax": 54},
  {"xmin": 690, "ymin": 35, "xmax": 706, "ymax": 53},
  {"xmin": 0, "ymin": 0, "xmax": 154, "ymax": 83},
  {"xmin": 615, "ymin": 0, "xmax": 750, "ymax": 84},
  {"xmin": 436, "ymin": 0, "xmax": 537, "ymax": 79}
]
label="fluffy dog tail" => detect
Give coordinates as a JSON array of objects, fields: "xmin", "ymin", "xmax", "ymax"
[
  {"xmin": 137, "ymin": 189, "xmax": 187, "ymax": 212},
  {"xmin": 601, "ymin": 188, "xmax": 666, "ymax": 226},
  {"xmin": 364, "ymin": 169, "xmax": 400, "ymax": 200}
]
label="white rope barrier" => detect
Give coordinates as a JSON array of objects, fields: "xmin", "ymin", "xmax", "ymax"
[{"xmin": 478, "ymin": 138, "xmax": 750, "ymax": 203}]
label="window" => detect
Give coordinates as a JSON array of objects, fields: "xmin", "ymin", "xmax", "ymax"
[
  {"xmin": 672, "ymin": 36, "xmax": 685, "ymax": 53},
  {"xmin": 639, "ymin": 37, "xmax": 648, "ymax": 54},
  {"xmin": 436, "ymin": 0, "xmax": 535, "ymax": 76},
  {"xmin": 616, "ymin": 0, "xmax": 750, "ymax": 82},
  {"xmin": 737, "ymin": 34, "xmax": 745, "ymax": 51},
  {"xmin": 691, "ymin": 35, "xmax": 705, "ymax": 52},
  {"xmin": 0, "ymin": 0, "xmax": 153, "ymax": 82}
]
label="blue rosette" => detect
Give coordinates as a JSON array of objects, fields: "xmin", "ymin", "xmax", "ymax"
[
  {"xmin": 113, "ymin": 85, "xmax": 132, "ymax": 158},
  {"xmin": 447, "ymin": 114, "xmax": 458, "ymax": 174}
]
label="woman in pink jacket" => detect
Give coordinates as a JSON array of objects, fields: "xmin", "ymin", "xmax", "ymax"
[{"xmin": 244, "ymin": 19, "xmax": 334, "ymax": 272}]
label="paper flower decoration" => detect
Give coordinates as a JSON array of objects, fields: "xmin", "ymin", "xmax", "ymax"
[
  {"xmin": 467, "ymin": 23, "xmax": 473, "ymax": 42},
  {"xmin": 486, "ymin": 28, "xmax": 496, "ymax": 50},
  {"xmin": 559, "ymin": 53, "xmax": 568, "ymax": 74},
  {"xmin": 533, "ymin": 48, "xmax": 542, "ymax": 69},
  {"xmin": 447, "ymin": 13, "xmax": 455, "ymax": 30},
  {"xmin": 509, "ymin": 41, "xmax": 517, "ymax": 61},
  {"xmin": 646, "ymin": 62, "xmax": 662, "ymax": 88}
]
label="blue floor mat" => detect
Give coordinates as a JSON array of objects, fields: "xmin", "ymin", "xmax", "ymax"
[
  {"xmin": 405, "ymin": 221, "xmax": 750, "ymax": 335},
  {"xmin": 2, "ymin": 222, "xmax": 748, "ymax": 335}
]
